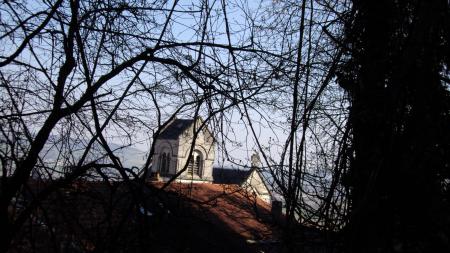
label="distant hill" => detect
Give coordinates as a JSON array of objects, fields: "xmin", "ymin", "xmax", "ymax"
[
  {"xmin": 15, "ymin": 136, "xmax": 148, "ymax": 178},
  {"xmin": 38, "ymin": 137, "xmax": 148, "ymax": 169}
]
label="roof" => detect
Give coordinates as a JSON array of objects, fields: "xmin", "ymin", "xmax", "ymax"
[
  {"xmin": 158, "ymin": 119, "xmax": 194, "ymax": 139},
  {"xmin": 18, "ymin": 180, "xmax": 279, "ymax": 252},
  {"xmin": 155, "ymin": 182, "xmax": 279, "ymax": 240},
  {"xmin": 16, "ymin": 180, "xmax": 333, "ymax": 252},
  {"xmin": 213, "ymin": 167, "xmax": 253, "ymax": 185}
]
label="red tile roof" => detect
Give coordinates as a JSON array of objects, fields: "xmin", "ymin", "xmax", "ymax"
[
  {"xmin": 14, "ymin": 179, "xmax": 281, "ymax": 252},
  {"xmin": 153, "ymin": 182, "xmax": 279, "ymax": 240}
]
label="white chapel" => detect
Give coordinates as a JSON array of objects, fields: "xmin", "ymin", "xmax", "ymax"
[{"xmin": 151, "ymin": 117, "xmax": 215, "ymax": 182}]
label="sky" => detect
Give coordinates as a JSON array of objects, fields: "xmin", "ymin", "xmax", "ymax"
[{"xmin": 0, "ymin": 0, "xmax": 346, "ymax": 179}]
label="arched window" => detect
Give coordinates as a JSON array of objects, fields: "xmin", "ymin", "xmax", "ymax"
[
  {"xmin": 159, "ymin": 152, "xmax": 170, "ymax": 175},
  {"xmin": 187, "ymin": 150, "xmax": 203, "ymax": 177}
]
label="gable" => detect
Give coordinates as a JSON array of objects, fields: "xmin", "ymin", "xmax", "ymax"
[{"xmin": 242, "ymin": 169, "xmax": 271, "ymax": 203}]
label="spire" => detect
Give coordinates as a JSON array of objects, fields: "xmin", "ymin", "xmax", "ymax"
[{"xmin": 251, "ymin": 151, "xmax": 261, "ymax": 169}]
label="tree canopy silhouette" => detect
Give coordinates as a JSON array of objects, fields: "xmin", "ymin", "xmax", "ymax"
[{"xmin": 337, "ymin": 0, "xmax": 450, "ymax": 252}]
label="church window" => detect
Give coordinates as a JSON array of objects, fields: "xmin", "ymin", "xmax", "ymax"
[
  {"xmin": 159, "ymin": 152, "xmax": 170, "ymax": 175},
  {"xmin": 187, "ymin": 150, "xmax": 203, "ymax": 177}
]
